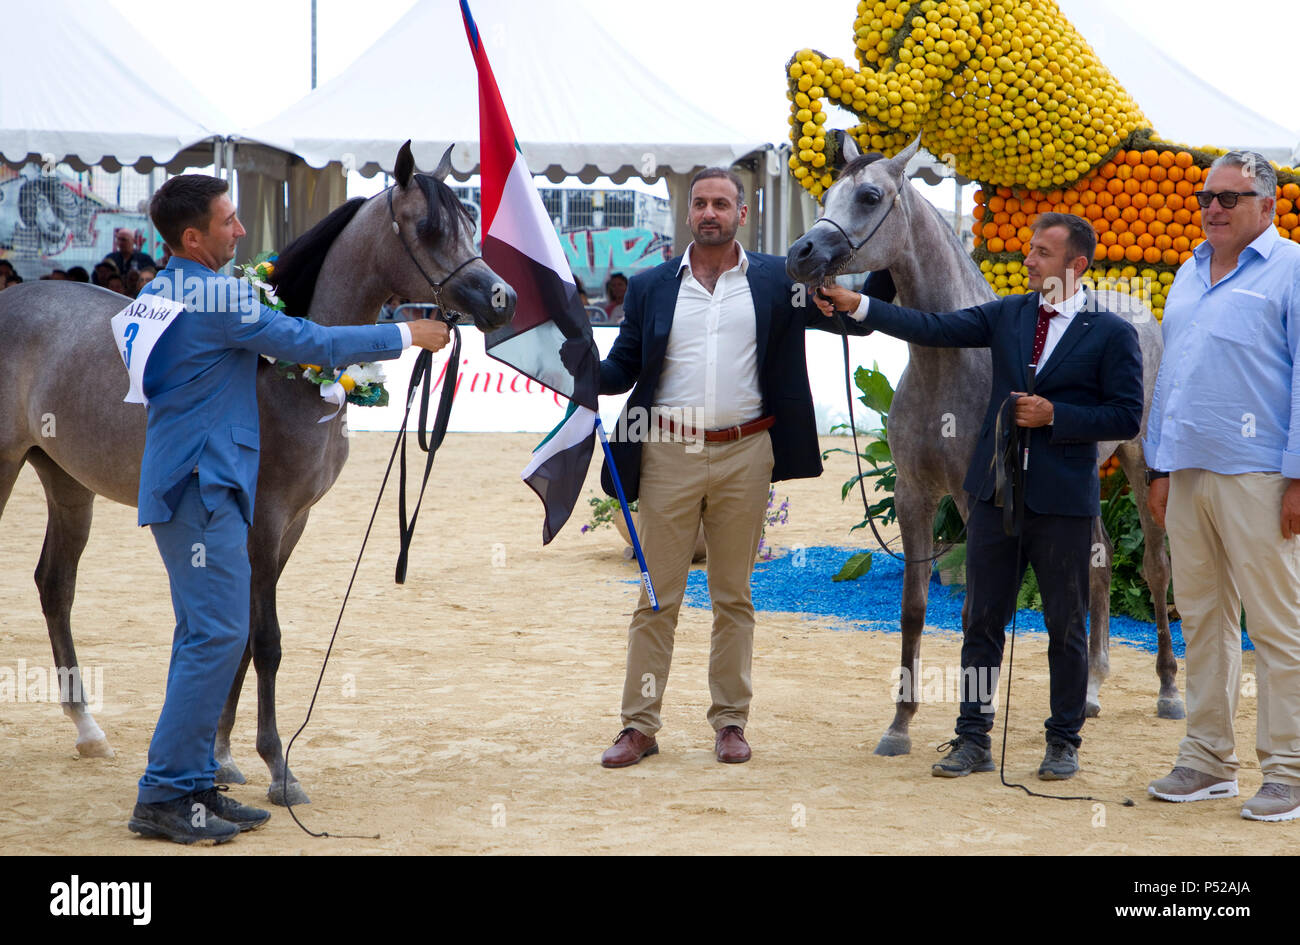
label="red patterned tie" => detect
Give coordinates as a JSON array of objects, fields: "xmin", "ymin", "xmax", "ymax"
[{"xmin": 1031, "ymin": 304, "xmax": 1055, "ymax": 366}]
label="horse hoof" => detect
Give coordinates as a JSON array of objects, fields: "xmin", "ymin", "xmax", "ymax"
[
  {"xmin": 76, "ymin": 738, "xmax": 115, "ymax": 759},
  {"xmin": 873, "ymin": 733, "xmax": 912, "ymax": 756},
  {"xmin": 269, "ymin": 781, "xmax": 311, "ymax": 806},
  {"xmin": 216, "ymin": 761, "xmax": 247, "ymax": 785},
  {"xmin": 1157, "ymin": 697, "xmax": 1186, "ymax": 720},
  {"xmin": 1085, "ymin": 701, "xmax": 1101, "ymax": 718}
]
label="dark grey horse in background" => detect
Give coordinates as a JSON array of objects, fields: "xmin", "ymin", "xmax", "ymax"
[
  {"xmin": 0, "ymin": 142, "xmax": 514, "ymax": 804},
  {"xmin": 786, "ymin": 135, "xmax": 1182, "ymax": 757}
]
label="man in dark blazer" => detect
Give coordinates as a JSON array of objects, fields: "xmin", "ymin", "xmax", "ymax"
[
  {"xmin": 598, "ymin": 168, "xmax": 872, "ymax": 768},
  {"xmin": 816, "ymin": 212, "xmax": 1143, "ymax": 780}
]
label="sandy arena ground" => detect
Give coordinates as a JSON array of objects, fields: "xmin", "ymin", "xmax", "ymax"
[{"xmin": 0, "ymin": 432, "xmax": 1288, "ymax": 855}]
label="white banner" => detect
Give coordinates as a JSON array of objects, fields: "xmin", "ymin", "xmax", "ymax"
[
  {"xmin": 344, "ymin": 326, "xmax": 909, "ymax": 435},
  {"xmin": 110, "ymin": 295, "xmax": 186, "ymax": 405}
]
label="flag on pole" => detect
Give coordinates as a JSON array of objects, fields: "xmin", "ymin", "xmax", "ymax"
[{"xmin": 460, "ymin": 0, "xmax": 600, "ymax": 544}]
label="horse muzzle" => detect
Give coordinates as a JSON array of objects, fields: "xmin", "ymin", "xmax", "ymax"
[{"xmin": 786, "ymin": 230, "xmax": 846, "ymax": 284}]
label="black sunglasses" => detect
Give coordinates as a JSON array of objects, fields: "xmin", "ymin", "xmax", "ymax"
[{"xmin": 1194, "ymin": 190, "xmax": 1261, "ymax": 209}]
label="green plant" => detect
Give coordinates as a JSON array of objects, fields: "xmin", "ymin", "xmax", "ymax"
[{"xmin": 581, "ymin": 496, "xmax": 635, "ymax": 533}]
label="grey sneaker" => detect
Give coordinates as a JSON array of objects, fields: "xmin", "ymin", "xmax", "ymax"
[
  {"xmin": 1038, "ymin": 740, "xmax": 1079, "ymax": 780},
  {"xmin": 932, "ymin": 736, "xmax": 995, "ymax": 778},
  {"xmin": 1147, "ymin": 765, "xmax": 1238, "ymax": 802},
  {"xmin": 1240, "ymin": 782, "xmax": 1300, "ymax": 822}
]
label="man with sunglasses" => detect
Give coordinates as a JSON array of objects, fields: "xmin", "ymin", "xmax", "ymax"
[{"xmin": 1145, "ymin": 151, "xmax": 1300, "ymax": 822}]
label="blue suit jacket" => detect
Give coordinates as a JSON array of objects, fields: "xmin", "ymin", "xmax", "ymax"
[
  {"xmin": 598, "ymin": 250, "xmax": 871, "ymax": 501},
  {"xmin": 862, "ymin": 289, "xmax": 1143, "ymax": 517},
  {"xmin": 134, "ymin": 256, "xmax": 405, "ymax": 526}
]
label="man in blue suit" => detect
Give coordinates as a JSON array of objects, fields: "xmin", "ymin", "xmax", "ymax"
[
  {"xmin": 125, "ymin": 175, "xmax": 449, "ymax": 843},
  {"xmin": 816, "ymin": 213, "xmax": 1143, "ymax": 780},
  {"xmin": 598, "ymin": 168, "xmax": 874, "ymax": 768}
]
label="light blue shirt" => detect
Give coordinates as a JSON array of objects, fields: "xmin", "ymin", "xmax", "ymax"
[{"xmin": 1145, "ymin": 226, "xmax": 1300, "ymax": 477}]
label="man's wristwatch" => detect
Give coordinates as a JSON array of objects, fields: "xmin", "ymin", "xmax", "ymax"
[{"xmin": 1146, "ymin": 469, "xmax": 1170, "ymax": 485}]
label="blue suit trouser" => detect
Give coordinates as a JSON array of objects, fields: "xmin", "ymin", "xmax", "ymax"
[
  {"xmin": 137, "ymin": 474, "xmax": 250, "ymax": 804},
  {"xmin": 956, "ymin": 497, "xmax": 1091, "ymax": 749}
]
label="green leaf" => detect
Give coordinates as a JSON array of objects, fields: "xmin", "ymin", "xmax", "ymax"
[
  {"xmin": 832, "ymin": 552, "xmax": 873, "ymax": 582},
  {"xmin": 853, "ymin": 364, "xmax": 894, "ymax": 416}
]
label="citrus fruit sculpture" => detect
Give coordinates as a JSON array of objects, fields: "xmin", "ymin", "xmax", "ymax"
[{"xmin": 787, "ymin": 0, "xmax": 1300, "ymax": 320}]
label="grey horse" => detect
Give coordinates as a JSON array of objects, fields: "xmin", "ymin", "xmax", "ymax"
[
  {"xmin": 0, "ymin": 142, "xmax": 514, "ymax": 803},
  {"xmin": 786, "ymin": 134, "xmax": 1182, "ymax": 757}
]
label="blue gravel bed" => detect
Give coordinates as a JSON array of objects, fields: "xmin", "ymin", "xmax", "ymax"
[{"xmin": 671, "ymin": 545, "xmax": 1256, "ymax": 657}]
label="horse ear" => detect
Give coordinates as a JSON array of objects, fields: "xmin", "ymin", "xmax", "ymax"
[
  {"xmin": 887, "ymin": 135, "xmax": 923, "ymax": 179},
  {"xmin": 841, "ymin": 133, "xmax": 861, "ymax": 163},
  {"xmin": 394, "ymin": 140, "xmax": 415, "ymax": 188},
  {"xmin": 433, "ymin": 145, "xmax": 454, "ymax": 182}
]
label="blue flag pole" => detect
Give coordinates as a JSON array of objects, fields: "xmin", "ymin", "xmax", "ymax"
[{"xmin": 595, "ymin": 418, "xmax": 658, "ymax": 611}]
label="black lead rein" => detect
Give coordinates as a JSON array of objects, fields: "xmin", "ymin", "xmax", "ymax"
[{"xmin": 280, "ymin": 188, "xmax": 476, "ymax": 837}]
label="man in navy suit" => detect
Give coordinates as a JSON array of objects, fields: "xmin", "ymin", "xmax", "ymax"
[
  {"xmin": 598, "ymin": 168, "xmax": 873, "ymax": 768},
  {"xmin": 816, "ymin": 213, "xmax": 1143, "ymax": 779},
  {"xmin": 125, "ymin": 175, "xmax": 449, "ymax": 843}
]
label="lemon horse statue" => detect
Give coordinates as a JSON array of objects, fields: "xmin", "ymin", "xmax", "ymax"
[
  {"xmin": 787, "ymin": 134, "xmax": 1182, "ymax": 757},
  {"xmin": 0, "ymin": 143, "xmax": 515, "ymax": 803}
]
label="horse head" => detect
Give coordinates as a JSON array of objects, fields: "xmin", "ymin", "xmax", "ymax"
[
  {"xmin": 386, "ymin": 140, "xmax": 515, "ymax": 332},
  {"xmin": 786, "ymin": 133, "xmax": 922, "ymax": 285}
]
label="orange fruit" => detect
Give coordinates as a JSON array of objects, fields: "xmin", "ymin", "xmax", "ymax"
[
  {"xmin": 1186, "ymin": 166, "xmax": 1203, "ymax": 183},
  {"xmin": 1133, "ymin": 165, "xmax": 1151, "ymax": 182},
  {"xmin": 1100, "ymin": 229, "xmax": 1118, "ymax": 245},
  {"xmin": 1085, "ymin": 204, "xmax": 1104, "ymax": 220},
  {"xmin": 1282, "ymin": 182, "xmax": 1300, "ymax": 200},
  {"xmin": 1107, "ymin": 244, "xmax": 1126, "ymax": 262},
  {"xmin": 1125, "ymin": 150, "xmax": 1142, "ymax": 167},
  {"xmin": 983, "ymin": 222, "xmax": 999, "ymax": 238},
  {"xmin": 1173, "ymin": 235, "xmax": 1191, "ymax": 252},
  {"xmin": 1167, "ymin": 166, "xmax": 1184, "ymax": 182},
  {"xmin": 1154, "ymin": 234, "xmax": 1173, "ymax": 250},
  {"xmin": 1125, "ymin": 244, "xmax": 1145, "ymax": 263},
  {"xmin": 1168, "ymin": 222, "xmax": 1186, "ymax": 239},
  {"xmin": 1280, "ymin": 213, "xmax": 1299, "ymax": 230},
  {"xmin": 1124, "ymin": 179, "xmax": 1141, "ymax": 196},
  {"xmin": 986, "ymin": 237, "xmax": 1005, "ymax": 253},
  {"xmin": 1158, "ymin": 151, "xmax": 1175, "ymax": 168},
  {"xmin": 1005, "ymin": 238, "xmax": 1022, "ymax": 253},
  {"xmin": 1094, "ymin": 245, "xmax": 1108, "ymax": 261},
  {"xmin": 1144, "ymin": 247, "xmax": 1163, "ymax": 264},
  {"xmin": 1142, "ymin": 150, "xmax": 1160, "ymax": 166},
  {"xmin": 1174, "ymin": 151, "xmax": 1194, "ymax": 168},
  {"xmin": 1162, "ymin": 248, "xmax": 1181, "ymax": 265}
]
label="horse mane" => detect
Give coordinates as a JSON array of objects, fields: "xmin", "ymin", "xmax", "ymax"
[
  {"xmin": 412, "ymin": 173, "xmax": 475, "ymax": 246},
  {"xmin": 268, "ymin": 197, "xmax": 365, "ymax": 317},
  {"xmin": 267, "ymin": 174, "xmax": 473, "ymax": 318}
]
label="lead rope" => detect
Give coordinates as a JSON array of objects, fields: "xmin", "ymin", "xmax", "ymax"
[{"xmin": 281, "ymin": 310, "xmax": 462, "ymax": 837}]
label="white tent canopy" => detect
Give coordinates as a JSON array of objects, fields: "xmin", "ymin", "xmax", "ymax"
[
  {"xmin": 1059, "ymin": 0, "xmax": 1296, "ymax": 163},
  {"xmin": 0, "ymin": 0, "xmax": 232, "ymax": 171},
  {"xmin": 242, "ymin": 0, "xmax": 767, "ymax": 183}
]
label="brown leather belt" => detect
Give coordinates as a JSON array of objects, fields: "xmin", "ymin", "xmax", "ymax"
[{"xmin": 657, "ymin": 414, "xmax": 775, "ymax": 442}]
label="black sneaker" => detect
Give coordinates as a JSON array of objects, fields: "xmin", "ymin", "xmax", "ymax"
[
  {"xmin": 1038, "ymin": 740, "xmax": 1079, "ymax": 780},
  {"xmin": 932, "ymin": 735, "xmax": 995, "ymax": 778},
  {"xmin": 128, "ymin": 793, "xmax": 240, "ymax": 845},
  {"xmin": 192, "ymin": 785, "xmax": 271, "ymax": 831}
]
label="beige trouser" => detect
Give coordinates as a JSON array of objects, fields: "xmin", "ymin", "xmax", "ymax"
[
  {"xmin": 620, "ymin": 430, "xmax": 774, "ymax": 736},
  {"xmin": 1166, "ymin": 469, "xmax": 1300, "ymax": 785}
]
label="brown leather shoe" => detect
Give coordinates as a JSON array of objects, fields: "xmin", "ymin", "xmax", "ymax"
[
  {"xmin": 715, "ymin": 725, "xmax": 751, "ymax": 764},
  {"xmin": 601, "ymin": 727, "xmax": 658, "ymax": 768}
]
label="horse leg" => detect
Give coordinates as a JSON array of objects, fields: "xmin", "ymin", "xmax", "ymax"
[
  {"xmin": 1120, "ymin": 447, "xmax": 1183, "ymax": 718},
  {"xmin": 214, "ymin": 642, "xmax": 253, "ymax": 784},
  {"xmin": 25, "ymin": 450, "xmax": 114, "ymax": 758},
  {"xmin": 252, "ymin": 510, "xmax": 310, "ymax": 806},
  {"xmin": 1086, "ymin": 517, "xmax": 1111, "ymax": 718},
  {"xmin": 874, "ymin": 484, "xmax": 938, "ymax": 756}
]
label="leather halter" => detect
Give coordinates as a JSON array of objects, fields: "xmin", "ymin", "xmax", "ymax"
[
  {"xmin": 385, "ymin": 184, "xmax": 481, "ymax": 319},
  {"xmin": 809, "ymin": 189, "xmax": 902, "ymax": 276}
]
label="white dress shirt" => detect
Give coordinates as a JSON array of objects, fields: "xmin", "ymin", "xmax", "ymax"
[
  {"xmin": 1035, "ymin": 287, "xmax": 1085, "ymax": 368},
  {"xmin": 655, "ymin": 242, "xmax": 762, "ymax": 429}
]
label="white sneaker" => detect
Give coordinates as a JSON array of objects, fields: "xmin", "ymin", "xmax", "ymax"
[
  {"xmin": 1147, "ymin": 765, "xmax": 1238, "ymax": 802},
  {"xmin": 1240, "ymin": 782, "xmax": 1300, "ymax": 822}
]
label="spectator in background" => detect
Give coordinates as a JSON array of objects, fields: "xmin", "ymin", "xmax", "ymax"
[
  {"xmin": 0, "ymin": 272, "xmax": 22, "ymax": 291},
  {"xmin": 66, "ymin": 266, "xmax": 90, "ymax": 283},
  {"xmin": 603, "ymin": 272, "xmax": 627, "ymax": 322},
  {"xmin": 105, "ymin": 227, "xmax": 157, "ymax": 275},
  {"xmin": 574, "ymin": 275, "xmax": 591, "ymax": 307},
  {"xmin": 106, "ymin": 274, "xmax": 127, "ymax": 295},
  {"xmin": 92, "ymin": 260, "xmax": 119, "ymax": 287},
  {"xmin": 49, "ymin": 269, "xmax": 68, "ymax": 280},
  {"xmin": 0, "ymin": 260, "xmax": 17, "ymax": 281}
]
